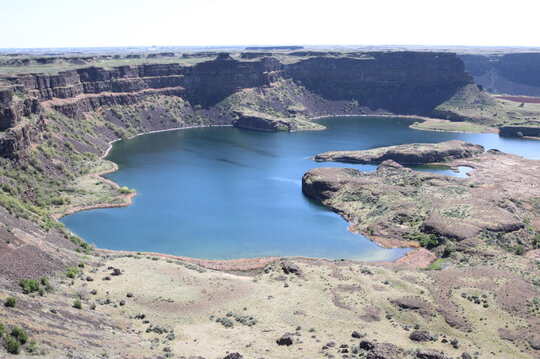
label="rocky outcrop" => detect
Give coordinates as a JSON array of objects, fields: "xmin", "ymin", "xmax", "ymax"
[
  {"xmin": 314, "ymin": 140, "xmax": 484, "ymax": 164},
  {"xmin": 232, "ymin": 109, "xmax": 323, "ymax": 132},
  {"xmin": 232, "ymin": 110, "xmax": 293, "ymax": 131},
  {"xmin": 499, "ymin": 125, "xmax": 540, "ymax": 138},
  {"xmin": 303, "ymin": 150, "xmax": 540, "ymax": 249},
  {"xmin": 0, "ymin": 88, "xmax": 41, "ymax": 130},
  {"xmin": 409, "ymin": 330, "xmax": 434, "ymax": 342},
  {"xmin": 0, "ymin": 117, "xmax": 45, "ymax": 158},
  {"xmin": 240, "ymin": 52, "xmax": 273, "ymax": 59}
]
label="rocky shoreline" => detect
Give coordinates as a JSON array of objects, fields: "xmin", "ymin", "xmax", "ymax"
[
  {"xmin": 314, "ymin": 140, "xmax": 484, "ymax": 164},
  {"xmin": 303, "ymin": 142, "xmax": 540, "ymax": 253}
]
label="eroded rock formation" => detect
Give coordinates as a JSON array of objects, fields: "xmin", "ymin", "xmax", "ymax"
[
  {"xmin": 303, "ymin": 149, "xmax": 540, "ymax": 250},
  {"xmin": 314, "ymin": 140, "xmax": 484, "ymax": 164}
]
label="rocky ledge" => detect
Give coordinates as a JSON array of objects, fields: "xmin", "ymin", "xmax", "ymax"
[
  {"xmin": 314, "ymin": 140, "xmax": 484, "ymax": 164},
  {"xmin": 303, "ymin": 148, "xmax": 540, "ymax": 252},
  {"xmin": 232, "ymin": 109, "xmax": 324, "ymax": 132},
  {"xmin": 499, "ymin": 125, "xmax": 540, "ymax": 138}
]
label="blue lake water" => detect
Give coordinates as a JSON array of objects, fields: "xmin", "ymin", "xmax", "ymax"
[{"xmin": 61, "ymin": 117, "xmax": 540, "ymax": 260}]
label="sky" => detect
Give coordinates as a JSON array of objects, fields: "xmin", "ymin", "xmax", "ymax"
[{"xmin": 1, "ymin": 0, "xmax": 540, "ymax": 48}]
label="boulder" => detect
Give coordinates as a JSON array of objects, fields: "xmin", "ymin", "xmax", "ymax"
[
  {"xmin": 366, "ymin": 343, "xmax": 404, "ymax": 359},
  {"xmin": 529, "ymin": 334, "xmax": 540, "ymax": 350},
  {"xmin": 416, "ymin": 350, "xmax": 449, "ymax": 359},
  {"xmin": 223, "ymin": 353, "xmax": 243, "ymax": 359},
  {"xmin": 409, "ymin": 330, "xmax": 434, "ymax": 342},
  {"xmin": 276, "ymin": 333, "xmax": 294, "ymax": 346},
  {"xmin": 281, "ymin": 261, "xmax": 302, "ymax": 275}
]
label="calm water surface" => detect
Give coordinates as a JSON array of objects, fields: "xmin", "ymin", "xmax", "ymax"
[{"xmin": 61, "ymin": 117, "xmax": 540, "ymax": 260}]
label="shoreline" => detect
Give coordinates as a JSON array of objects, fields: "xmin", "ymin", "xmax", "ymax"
[
  {"xmin": 96, "ymin": 247, "xmax": 430, "ymax": 271},
  {"xmin": 310, "ymin": 113, "xmax": 498, "ymax": 134},
  {"xmin": 57, "ymin": 114, "xmax": 477, "ymax": 267},
  {"xmin": 55, "ymin": 124, "xmax": 234, "ymax": 219},
  {"xmin": 101, "ymin": 124, "xmax": 234, "ymax": 159}
]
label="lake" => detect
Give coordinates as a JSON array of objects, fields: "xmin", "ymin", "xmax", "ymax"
[{"xmin": 61, "ymin": 117, "xmax": 540, "ymax": 260}]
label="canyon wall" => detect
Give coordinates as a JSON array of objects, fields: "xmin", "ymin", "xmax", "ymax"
[
  {"xmin": 287, "ymin": 52, "xmax": 472, "ymax": 114},
  {"xmin": 461, "ymin": 53, "xmax": 540, "ymax": 96},
  {"xmin": 0, "ymin": 51, "xmax": 475, "ymax": 157}
]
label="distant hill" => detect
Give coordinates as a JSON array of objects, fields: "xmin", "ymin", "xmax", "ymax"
[{"xmin": 245, "ymin": 45, "xmax": 303, "ymax": 51}]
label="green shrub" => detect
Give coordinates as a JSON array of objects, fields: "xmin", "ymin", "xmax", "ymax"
[
  {"xmin": 0, "ymin": 323, "xmax": 4, "ymax": 335},
  {"xmin": 515, "ymin": 245, "xmax": 525, "ymax": 255},
  {"xmin": 425, "ymin": 258, "xmax": 445, "ymax": 271},
  {"xmin": 405, "ymin": 232, "xmax": 442, "ymax": 249},
  {"xmin": 19, "ymin": 279, "xmax": 40, "ymax": 294},
  {"xmin": 533, "ymin": 233, "xmax": 540, "ymax": 248},
  {"xmin": 4, "ymin": 296, "xmax": 16, "ymax": 307},
  {"xmin": 25, "ymin": 340, "xmax": 39, "ymax": 354},
  {"xmin": 4, "ymin": 336, "xmax": 20, "ymax": 354},
  {"xmin": 73, "ymin": 299, "xmax": 82, "ymax": 309},
  {"xmin": 68, "ymin": 235, "xmax": 93, "ymax": 254},
  {"xmin": 66, "ymin": 267, "xmax": 79, "ymax": 279},
  {"xmin": 119, "ymin": 186, "xmax": 134, "ymax": 194},
  {"xmin": 11, "ymin": 326, "xmax": 28, "ymax": 344}
]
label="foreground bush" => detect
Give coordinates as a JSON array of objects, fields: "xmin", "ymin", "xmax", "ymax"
[
  {"xmin": 4, "ymin": 296, "xmax": 16, "ymax": 307},
  {"xmin": 11, "ymin": 326, "xmax": 28, "ymax": 345},
  {"xmin": 19, "ymin": 279, "xmax": 39, "ymax": 294},
  {"xmin": 65, "ymin": 267, "xmax": 79, "ymax": 279},
  {"xmin": 4, "ymin": 336, "xmax": 20, "ymax": 354}
]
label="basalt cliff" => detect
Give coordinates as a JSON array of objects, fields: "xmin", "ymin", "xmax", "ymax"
[
  {"xmin": 460, "ymin": 52, "xmax": 540, "ymax": 96},
  {"xmin": 0, "ymin": 51, "xmax": 476, "ymax": 158}
]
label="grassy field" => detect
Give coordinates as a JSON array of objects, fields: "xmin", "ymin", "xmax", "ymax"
[{"xmin": 410, "ymin": 118, "xmax": 495, "ymax": 133}]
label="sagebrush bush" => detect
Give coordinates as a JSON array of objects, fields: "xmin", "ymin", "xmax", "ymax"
[
  {"xmin": 66, "ymin": 267, "xmax": 79, "ymax": 279},
  {"xmin": 11, "ymin": 326, "xmax": 28, "ymax": 345},
  {"xmin": 19, "ymin": 279, "xmax": 39, "ymax": 294},
  {"xmin": 4, "ymin": 296, "xmax": 16, "ymax": 307},
  {"xmin": 4, "ymin": 336, "xmax": 20, "ymax": 354}
]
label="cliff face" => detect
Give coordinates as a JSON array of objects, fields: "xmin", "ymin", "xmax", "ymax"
[
  {"xmin": 0, "ymin": 89, "xmax": 41, "ymax": 130},
  {"xmin": 287, "ymin": 52, "xmax": 472, "ymax": 114},
  {"xmin": 461, "ymin": 53, "xmax": 540, "ymax": 96},
  {"xmin": 3, "ymin": 52, "xmax": 472, "ymax": 115},
  {"xmin": 0, "ymin": 52, "xmax": 475, "ymax": 157}
]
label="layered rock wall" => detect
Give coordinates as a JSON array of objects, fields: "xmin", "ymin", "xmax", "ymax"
[
  {"xmin": 0, "ymin": 52, "xmax": 475, "ymax": 157},
  {"xmin": 461, "ymin": 53, "xmax": 540, "ymax": 96},
  {"xmin": 287, "ymin": 52, "xmax": 472, "ymax": 114},
  {"xmin": 3, "ymin": 52, "xmax": 472, "ymax": 116}
]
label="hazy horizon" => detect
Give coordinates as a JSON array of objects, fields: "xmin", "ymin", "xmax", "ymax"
[{"xmin": 2, "ymin": 0, "xmax": 540, "ymax": 49}]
